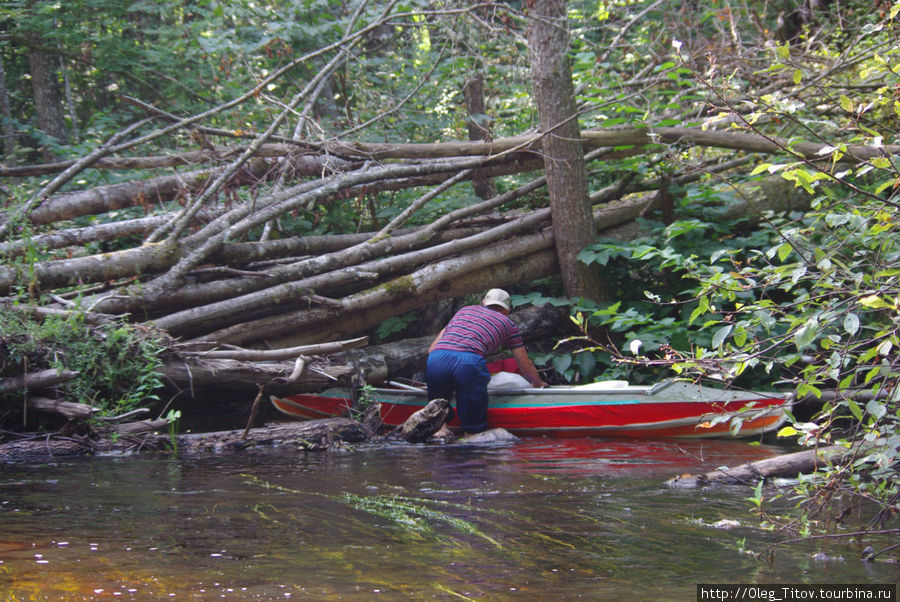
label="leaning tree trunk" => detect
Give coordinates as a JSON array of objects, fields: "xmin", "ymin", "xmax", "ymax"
[{"xmin": 526, "ymin": 0, "xmax": 605, "ymax": 301}]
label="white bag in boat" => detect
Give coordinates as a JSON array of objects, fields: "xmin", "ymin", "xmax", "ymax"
[{"xmin": 488, "ymin": 371, "xmax": 531, "ymax": 389}]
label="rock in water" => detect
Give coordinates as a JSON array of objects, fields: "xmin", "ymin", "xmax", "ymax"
[
  {"xmin": 457, "ymin": 427, "xmax": 519, "ymax": 445},
  {"xmin": 392, "ymin": 398, "xmax": 450, "ymax": 443}
]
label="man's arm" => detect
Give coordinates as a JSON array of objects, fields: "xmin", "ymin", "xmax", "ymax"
[
  {"xmin": 428, "ymin": 328, "xmax": 446, "ymax": 353},
  {"xmin": 511, "ymin": 346, "xmax": 547, "ymax": 388}
]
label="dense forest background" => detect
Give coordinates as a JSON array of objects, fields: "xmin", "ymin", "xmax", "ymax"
[{"xmin": 1, "ymin": 1, "xmax": 898, "ymax": 547}]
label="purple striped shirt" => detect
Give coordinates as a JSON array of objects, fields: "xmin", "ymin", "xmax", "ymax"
[{"xmin": 432, "ymin": 305, "xmax": 524, "ymax": 357}]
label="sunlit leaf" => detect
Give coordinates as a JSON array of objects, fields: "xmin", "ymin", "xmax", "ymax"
[
  {"xmin": 793, "ymin": 317, "xmax": 819, "ymax": 350},
  {"xmin": 839, "ymin": 95, "xmax": 854, "ymax": 113},
  {"xmin": 777, "ymin": 426, "xmax": 798, "ymax": 437},
  {"xmin": 843, "ymin": 313, "xmax": 860, "ymax": 336},
  {"xmin": 859, "ymin": 295, "xmax": 891, "ymax": 309}
]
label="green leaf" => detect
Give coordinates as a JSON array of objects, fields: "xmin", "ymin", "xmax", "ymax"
[
  {"xmin": 776, "ymin": 243, "xmax": 793, "ymax": 262},
  {"xmin": 793, "ymin": 317, "xmax": 819, "ymax": 351},
  {"xmin": 866, "ymin": 399, "xmax": 886, "ymax": 420},
  {"xmin": 843, "ymin": 313, "xmax": 860, "ymax": 336},
  {"xmin": 552, "ymin": 353, "xmax": 572, "ymax": 375},
  {"xmin": 689, "ymin": 296, "xmax": 710, "ymax": 326},
  {"xmin": 875, "ymin": 177, "xmax": 898, "ymax": 196},
  {"xmin": 712, "ymin": 324, "xmax": 733, "ymax": 349},
  {"xmin": 839, "ymin": 95, "xmax": 854, "ymax": 113},
  {"xmin": 775, "ymin": 42, "xmax": 790, "ymax": 60},
  {"xmin": 859, "ymin": 295, "xmax": 892, "ymax": 309},
  {"xmin": 846, "ymin": 399, "xmax": 863, "ymax": 421}
]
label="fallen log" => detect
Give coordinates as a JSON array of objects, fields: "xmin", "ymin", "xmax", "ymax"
[
  {"xmin": 175, "ymin": 417, "xmax": 373, "ymax": 453},
  {"xmin": 159, "ymin": 303, "xmax": 570, "ymax": 397},
  {"xmin": 114, "ymin": 418, "xmax": 170, "ymax": 435},
  {"xmin": 0, "ymin": 369, "xmax": 79, "ymax": 394},
  {"xmin": 158, "ymin": 356, "xmax": 355, "ymax": 396},
  {"xmin": 0, "ymin": 417, "xmax": 373, "ymax": 462},
  {"xmin": 26, "ymin": 397, "xmax": 99, "ymax": 420},
  {"xmin": 0, "ymin": 435, "xmax": 89, "ymax": 462},
  {"xmin": 665, "ymin": 445, "xmax": 852, "ymax": 488},
  {"xmin": 0, "ymin": 302, "xmax": 115, "ymax": 325},
  {"xmin": 175, "ymin": 336, "xmax": 369, "ymax": 360}
]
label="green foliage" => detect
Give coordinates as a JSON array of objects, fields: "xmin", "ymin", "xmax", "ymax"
[
  {"xmin": 0, "ymin": 307, "xmax": 164, "ymax": 418},
  {"xmin": 375, "ymin": 311, "xmax": 417, "ymax": 342},
  {"xmin": 165, "ymin": 409, "xmax": 181, "ymax": 455},
  {"xmin": 582, "ymin": 3, "xmax": 900, "ymax": 540}
]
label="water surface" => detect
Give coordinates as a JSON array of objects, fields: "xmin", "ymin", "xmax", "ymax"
[{"xmin": 1, "ymin": 437, "xmax": 895, "ymax": 600}]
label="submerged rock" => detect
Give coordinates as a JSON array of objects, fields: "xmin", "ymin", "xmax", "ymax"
[{"xmin": 457, "ymin": 427, "xmax": 519, "ymax": 445}]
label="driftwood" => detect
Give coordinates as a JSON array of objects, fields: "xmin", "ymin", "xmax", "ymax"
[
  {"xmin": 0, "ymin": 417, "xmax": 373, "ymax": 462},
  {"xmin": 391, "ymin": 398, "xmax": 451, "ymax": 443},
  {"xmin": 665, "ymin": 445, "xmax": 852, "ymax": 488}
]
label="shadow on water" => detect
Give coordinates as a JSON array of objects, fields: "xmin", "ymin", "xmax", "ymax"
[{"xmin": 1, "ymin": 437, "xmax": 896, "ymax": 600}]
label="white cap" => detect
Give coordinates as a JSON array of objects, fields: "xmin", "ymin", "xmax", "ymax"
[{"xmin": 482, "ymin": 288, "xmax": 511, "ymax": 311}]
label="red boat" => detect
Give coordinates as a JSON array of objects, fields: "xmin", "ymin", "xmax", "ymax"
[{"xmin": 271, "ymin": 362, "xmax": 790, "ymax": 439}]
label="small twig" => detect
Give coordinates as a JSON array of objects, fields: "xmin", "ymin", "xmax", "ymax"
[
  {"xmin": 98, "ymin": 408, "xmax": 150, "ymax": 422},
  {"xmin": 48, "ymin": 293, "xmax": 76, "ymax": 307},
  {"xmin": 309, "ymin": 366, "xmax": 339, "ymax": 381},
  {"xmin": 241, "ymin": 385, "xmax": 266, "ymax": 440}
]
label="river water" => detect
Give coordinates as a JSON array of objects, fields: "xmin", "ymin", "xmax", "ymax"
[{"xmin": 1, "ymin": 437, "xmax": 896, "ymax": 600}]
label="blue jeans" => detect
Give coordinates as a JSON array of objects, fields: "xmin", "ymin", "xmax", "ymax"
[{"xmin": 426, "ymin": 350, "xmax": 490, "ymax": 433}]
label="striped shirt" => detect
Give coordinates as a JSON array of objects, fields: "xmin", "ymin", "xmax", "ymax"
[{"xmin": 432, "ymin": 305, "xmax": 524, "ymax": 357}]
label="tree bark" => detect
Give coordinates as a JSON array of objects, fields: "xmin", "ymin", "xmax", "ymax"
[
  {"xmin": 463, "ymin": 72, "xmax": 497, "ymax": 200},
  {"xmin": 26, "ymin": 19, "xmax": 67, "ymax": 159},
  {"xmin": 390, "ymin": 398, "xmax": 450, "ymax": 443},
  {"xmin": 666, "ymin": 445, "xmax": 852, "ymax": 488},
  {"xmin": 0, "ymin": 54, "xmax": 16, "ymax": 165},
  {"xmin": 526, "ymin": 0, "xmax": 605, "ymax": 300},
  {"xmin": 0, "ymin": 417, "xmax": 372, "ymax": 462},
  {"xmin": 26, "ymin": 396, "xmax": 98, "ymax": 420}
]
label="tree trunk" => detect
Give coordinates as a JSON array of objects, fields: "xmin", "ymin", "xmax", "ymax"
[
  {"xmin": 0, "ymin": 54, "xmax": 16, "ymax": 165},
  {"xmin": 462, "ymin": 72, "xmax": 496, "ymax": 200},
  {"xmin": 26, "ymin": 20, "xmax": 67, "ymax": 159},
  {"xmin": 526, "ymin": 0, "xmax": 605, "ymax": 300}
]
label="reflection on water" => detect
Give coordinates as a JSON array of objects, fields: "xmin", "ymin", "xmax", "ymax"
[{"xmin": 1, "ymin": 438, "xmax": 895, "ymax": 600}]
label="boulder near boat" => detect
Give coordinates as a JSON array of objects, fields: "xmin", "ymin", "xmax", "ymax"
[{"xmin": 271, "ymin": 360, "xmax": 791, "ymax": 439}]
